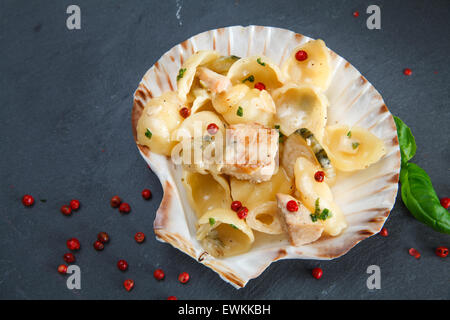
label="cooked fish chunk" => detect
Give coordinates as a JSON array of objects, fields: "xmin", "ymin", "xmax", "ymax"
[
  {"xmin": 276, "ymin": 193, "xmax": 324, "ymax": 246},
  {"xmin": 222, "ymin": 123, "xmax": 279, "ymax": 183},
  {"xmin": 197, "ymin": 67, "xmax": 232, "ymax": 93}
]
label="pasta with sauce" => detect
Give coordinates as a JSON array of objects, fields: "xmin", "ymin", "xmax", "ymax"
[{"xmin": 136, "ymin": 40, "xmax": 386, "ymax": 257}]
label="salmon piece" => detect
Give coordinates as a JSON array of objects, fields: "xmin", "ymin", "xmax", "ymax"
[
  {"xmin": 197, "ymin": 67, "xmax": 232, "ymax": 93},
  {"xmin": 221, "ymin": 123, "xmax": 278, "ymax": 182},
  {"xmin": 276, "ymin": 193, "xmax": 324, "ymax": 246}
]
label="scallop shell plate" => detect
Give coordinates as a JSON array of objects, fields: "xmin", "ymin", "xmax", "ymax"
[{"xmin": 131, "ymin": 26, "xmax": 401, "ymax": 289}]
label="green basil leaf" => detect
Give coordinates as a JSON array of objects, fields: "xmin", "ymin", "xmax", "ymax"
[
  {"xmin": 400, "ymin": 162, "xmax": 450, "ymax": 234},
  {"xmin": 394, "ymin": 116, "xmax": 416, "ymax": 164}
]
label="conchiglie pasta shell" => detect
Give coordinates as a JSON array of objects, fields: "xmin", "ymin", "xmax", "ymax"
[
  {"xmin": 281, "ymin": 39, "xmax": 331, "ymax": 90},
  {"xmin": 227, "ymin": 55, "xmax": 284, "ymax": 92},
  {"xmin": 131, "ymin": 26, "xmax": 400, "ymax": 289},
  {"xmin": 197, "ymin": 208, "xmax": 255, "ymax": 257},
  {"xmin": 177, "ymin": 50, "xmax": 220, "ymax": 102},
  {"xmin": 212, "ymin": 84, "xmax": 276, "ymax": 126},
  {"xmin": 294, "ymin": 157, "xmax": 347, "ymax": 236},
  {"xmin": 273, "ymin": 83, "xmax": 329, "ymax": 138},
  {"xmin": 323, "ymin": 125, "xmax": 386, "ymax": 172},
  {"xmin": 182, "ymin": 171, "xmax": 232, "ymax": 217},
  {"xmin": 136, "ymin": 91, "xmax": 184, "ymax": 156}
]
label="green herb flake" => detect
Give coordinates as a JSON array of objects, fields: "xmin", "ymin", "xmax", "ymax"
[
  {"xmin": 230, "ymin": 224, "xmax": 239, "ymax": 230},
  {"xmin": 237, "ymin": 106, "xmax": 243, "ymax": 117},
  {"xmin": 257, "ymin": 58, "xmax": 266, "ymax": 66},
  {"xmin": 319, "ymin": 208, "xmax": 332, "ymax": 220},
  {"xmin": 40, "ymin": 199, "xmax": 47, "ymax": 203},
  {"xmin": 209, "ymin": 218, "xmax": 215, "ymax": 226},
  {"xmin": 310, "ymin": 198, "xmax": 332, "ymax": 221},
  {"xmin": 177, "ymin": 68, "xmax": 187, "ymax": 81},
  {"xmin": 242, "ymin": 75, "xmax": 255, "ymax": 83},
  {"xmin": 347, "ymin": 131, "xmax": 352, "ymax": 138},
  {"xmin": 352, "ymin": 142, "xmax": 360, "ymax": 149},
  {"xmin": 145, "ymin": 128, "xmax": 152, "ymax": 139},
  {"xmin": 314, "ymin": 198, "xmax": 321, "ymax": 215}
]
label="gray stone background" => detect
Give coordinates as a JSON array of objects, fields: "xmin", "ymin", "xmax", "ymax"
[{"xmin": 0, "ymin": 0, "xmax": 449, "ymax": 300}]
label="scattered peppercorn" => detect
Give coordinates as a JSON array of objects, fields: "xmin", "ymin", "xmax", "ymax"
[
  {"xmin": 134, "ymin": 232, "xmax": 145, "ymax": 243},
  {"xmin": 66, "ymin": 238, "xmax": 80, "ymax": 251},
  {"xmin": 178, "ymin": 272, "xmax": 190, "ymax": 284},
  {"xmin": 93, "ymin": 240, "xmax": 104, "ymax": 251},
  {"xmin": 312, "ymin": 267, "xmax": 323, "ymax": 279},
  {"xmin": 22, "ymin": 195, "xmax": 35, "ymax": 207},
  {"xmin": 63, "ymin": 253, "xmax": 75, "ymax": 263},
  {"xmin": 142, "ymin": 189, "xmax": 152, "ymax": 200},
  {"xmin": 70, "ymin": 199, "xmax": 80, "ymax": 211},
  {"xmin": 440, "ymin": 197, "xmax": 450, "ymax": 209},
  {"xmin": 110, "ymin": 195, "xmax": 122, "ymax": 208},
  {"xmin": 286, "ymin": 200, "xmax": 299, "ymax": 212},
  {"xmin": 435, "ymin": 246, "xmax": 448, "ymax": 258},
  {"xmin": 119, "ymin": 202, "xmax": 131, "ymax": 214},
  {"xmin": 123, "ymin": 279, "xmax": 134, "ymax": 292},
  {"xmin": 60, "ymin": 205, "xmax": 72, "ymax": 216},
  {"xmin": 117, "ymin": 259, "xmax": 128, "ymax": 271},
  {"xmin": 314, "ymin": 171, "xmax": 325, "ymax": 182},
  {"xmin": 237, "ymin": 207, "xmax": 249, "ymax": 219},
  {"xmin": 207, "ymin": 123, "xmax": 219, "ymax": 135},
  {"xmin": 231, "ymin": 201, "xmax": 242, "ymax": 212},
  {"xmin": 254, "ymin": 82, "xmax": 266, "ymax": 91},
  {"xmin": 167, "ymin": 296, "xmax": 178, "ymax": 300},
  {"xmin": 408, "ymin": 248, "xmax": 420, "ymax": 259},
  {"xmin": 295, "ymin": 50, "xmax": 308, "ymax": 62},
  {"xmin": 58, "ymin": 264, "xmax": 68, "ymax": 274},
  {"xmin": 154, "ymin": 269, "xmax": 165, "ymax": 280},
  {"xmin": 179, "ymin": 107, "xmax": 191, "ymax": 118},
  {"xmin": 97, "ymin": 232, "xmax": 110, "ymax": 244},
  {"xmin": 353, "ymin": 11, "xmax": 359, "ymax": 17},
  {"xmin": 379, "ymin": 227, "xmax": 388, "ymax": 237},
  {"xmin": 403, "ymin": 68, "xmax": 412, "ymax": 76}
]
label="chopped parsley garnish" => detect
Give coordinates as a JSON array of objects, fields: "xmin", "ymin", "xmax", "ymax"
[
  {"xmin": 177, "ymin": 68, "xmax": 187, "ymax": 81},
  {"xmin": 257, "ymin": 57, "xmax": 266, "ymax": 66},
  {"xmin": 209, "ymin": 218, "xmax": 215, "ymax": 226},
  {"xmin": 314, "ymin": 198, "xmax": 321, "ymax": 214},
  {"xmin": 352, "ymin": 142, "xmax": 360, "ymax": 149},
  {"xmin": 347, "ymin": 131, "xmax": 352, "ymax": 138},
  {"xmin": 145, "ymin": 128, "xmax": 152, "ymax": 139},
  {"xmin": 230, "ymin": 224, "xmax": 239, "ymax": 230},
  {"xmin": 310, "ymin": 198, "xmax": 332, "ymax": 222},
  {"xmin": 230, "ymin": 55, "xmax": 241, "ymax": 60},
  {"xmin": 237, "ymin": 106, "xmax": 243, "ymax": 117},
  {"xmin": 320, "ymin": 208, "xmax": 331, "ymax": 220},
  {"xmin": 242, "ymin": 75, "xmax": 255, "ymax": 83}
]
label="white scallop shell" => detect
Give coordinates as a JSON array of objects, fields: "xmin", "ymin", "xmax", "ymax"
[{"xmin": 131, "ymin": 26, "xmax": 401, "ymax": 289}]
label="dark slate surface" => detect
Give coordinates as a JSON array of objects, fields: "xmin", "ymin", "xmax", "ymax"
[{"xmin": 0, "ymin": 0, "xmax": 449, "ymax": 300}]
